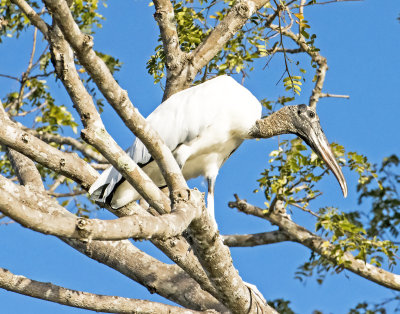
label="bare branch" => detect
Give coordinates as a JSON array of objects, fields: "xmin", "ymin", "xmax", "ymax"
[
  {"xmin": 43, "ymin": 22, "xmax": 171, "ymax": 213},
  {"xmin": 305, "ymin": 0, "xmax": 363, "ymax": 6},
  {"xmin": 0, "ymin": 73, "xmax": 20, "ymax": 82},
  {"xmin": 0, "ymin": 175, "xmax": 204, "ymax": 241},
  {"xmin": 320, "ymin": 92, "xmax": 350, "ymax": 99},
  {"xmin": 110, "ymin": 200, "xmax": 225, "ymax": 302},
  {"xmin": 0, "ymin": 267, "xmax": 204, "ymax": 314},
  {"xmin": 6, "ymin": 148, "xmax": 44, "ymax": 191},
  {"xmin": 15, "ymin": 100, "xmax": 47, "ymax": 117},
  {"xmin": 189, "ymin": 212, "xmax": 277, "ymax": 313},
  {"xmin": 222, "ymin": 230, "xmax": 292, "ymax": 247},
  {"xmin": 48, "ymin": 174, "xmax": 65, "ymax": 192},
  {"xmin": 48, "ymin": 190, "xmax": 86, "ymax": 197},
  {"xmin": 229, "ymin": 196, "xmax": 400, "ymax": 292},
  {"xmin": 153, "ymin": 0, "xmax": 188, "ymax": 101},
  {"xmin": 0, "ymin": 104, "xmax": 98, "ymax": 190},
  {"xmin": 63, "ymin": 238, "xmax": 228, "ymax": 312},
  {"xmin": 43, "ymin": 0, "xmax": 187, "ymax": 204},
  {"xmin": 26, "ymin": 129, "xmax": 107, "ymax": 163}
]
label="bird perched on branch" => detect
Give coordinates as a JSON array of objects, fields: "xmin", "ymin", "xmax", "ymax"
[{"xmin": 89, "ymin": 75, "xmax": 347, "ymax": 218}]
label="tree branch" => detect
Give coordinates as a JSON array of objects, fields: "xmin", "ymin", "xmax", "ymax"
[
  {"xmin": 63, "ymin": 238, "xmax": 228, "ymax": 312},
  {"xmin": 229, "ymin": 196, "xmax": 400, "ymax": 292},
  {"xmin": 43, "ymin": 0, "xmax": 187, "ymax": 204},
  {"xmin": 222, "ymin": 230, "xmax": 292, "ymax": 247},
  {"xmin": 27, "ymin": 129, "xmax": 107, "ymax": 163},
  {"xmin": 188, "ymin": 212, "xmax": 277, "ymax": 313},
  {"xmin": 320, "ymin": 92, "xmax": 350, "ymax": 99},
  {"xmin": 153, "ymin": 0, "xmax": 189, "ymax": 101},
  {"xmin": 0, "ymin": 103, "xmax": 98, "ymax": 190},
  {"xmin": 6, "ymin": 148, "xmax": 44, "ymax": 191},
  {"xmin": 46, "ymin": 21, "xmax": 171, "ymax": 213},
  {"xmin": 192, "ymin": 0, "xmax": 270, "ymax": 71},
  {"xmin": 0, "ymin": 175, "xmax": 204, "ymax": 241},
  {"xmin": 0, "ymin": 268, "xmax": 204, "ymax": 314},
  {"xmin": 269, "ymin": 24, "xmax": 329, "ymax": 109}
]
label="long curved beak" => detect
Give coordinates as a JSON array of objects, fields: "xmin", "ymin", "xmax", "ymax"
[{"xmin": 302, "ymin": 130, "xmax": 348, "ymax": 198}]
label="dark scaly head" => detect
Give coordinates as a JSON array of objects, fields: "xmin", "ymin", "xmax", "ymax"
[{"xmin": 249, "ymin": 104, "xmax": 347, "ymax": 197}]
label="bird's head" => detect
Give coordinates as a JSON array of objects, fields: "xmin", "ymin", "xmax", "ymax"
[{"xmin": 250, "ymin": 104, "xmax": 347, "ymax": 198}]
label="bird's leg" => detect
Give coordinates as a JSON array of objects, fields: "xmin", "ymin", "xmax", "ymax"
[{"xmin": 207, "ymin": 176, "xmax": 217, "ymax": 227}]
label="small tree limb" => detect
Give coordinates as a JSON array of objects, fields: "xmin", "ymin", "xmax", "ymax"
[
  {"xmin": 0, "ymin": 267, "xmax": 204, "ymax": 314},
  {"xmin": 222, "ymin": 230, "xmax": 292, "ymax": 247}
]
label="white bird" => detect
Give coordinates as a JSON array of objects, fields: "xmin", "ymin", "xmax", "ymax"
[{"xmin": 89, "ymin": 75, "xmax": 347, "ymax": 218}]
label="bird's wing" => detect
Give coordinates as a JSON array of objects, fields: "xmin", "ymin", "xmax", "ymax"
[{"xmin": 89, "ymin": 75, "xmax": 261, "ymax": 203}]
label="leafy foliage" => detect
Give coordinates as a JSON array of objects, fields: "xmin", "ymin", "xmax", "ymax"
[
  {"xmin": 316, "ymin": 207, "xmax": 397, "ymax": 268},
  {"xmin": 0, "ymin": 0, "xmax": 39, "ymax": 42},
  {"xmin": 256, "ymin": 134, "xmax": 397, "ymax": 284},
  {"xmin": 358, "ymin": 155, "xmax": 400, "ymax": 238},
  {"xmin": 268, "ymin": 298, "xmax": 295, "ymax": 314},
  {"xmin": 349, "ymin": 295, "xmax": 400, "ymax": 314}
]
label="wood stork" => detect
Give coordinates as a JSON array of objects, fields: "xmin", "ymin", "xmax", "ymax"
[{"xmin": 89, "ymin": 75, "xmax": 347, "ymax": 218}]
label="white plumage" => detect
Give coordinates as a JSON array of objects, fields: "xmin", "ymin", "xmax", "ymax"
[{"xmin": 89, "ymin": 75, "xmax": 261, "ymax": 217}]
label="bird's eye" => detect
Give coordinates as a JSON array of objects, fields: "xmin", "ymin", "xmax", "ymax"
[
  {"xmin": 308, "ymin": 112, "xmax": 315, "ymax": 118},
  {"xmin": 297, "ymin": 110, "xmax": 301, "ymax": 115}
]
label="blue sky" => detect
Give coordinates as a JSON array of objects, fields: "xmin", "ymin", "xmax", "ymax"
[{"xmin": 0, "ymin": 0, "xmax": 399, "ymax": 312}]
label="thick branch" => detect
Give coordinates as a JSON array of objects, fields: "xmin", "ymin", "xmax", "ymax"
[
  {"xmin": 63, "ymin": 238, "xmax": 228, "ymax": 312},
  {"xmin": 0, "ymin": 175, "xmax": 204, "ymax": 241},
  {"xmin": 43, "ymin": 0, "xmax": 187, "ymax": 201},
  {"xmin": 46, "ymin": 22, "xmax": 170, "ymax": 213},
  {"xmin": 28, "ymin": 129, "xmax": 107, "ymax": 163},
  {"xmin": 189, "ymin": 212, "xmax": 277, "ymax": 313},
  {"xmin": 111, "ymin": 201, "xmax": 225, "ymax": 304},
  {"xmin": 222, "ymin": 230, "xmax": 292, "ymax": 247},
  {"xmin": 153, "ymin": 0, "xmax": 186, "ymax": 80},
  {"xmin": 0, "ymin": 268, "xmax": 203, "ymax": 314},
  {"xmin": 0, "ymin": 105, "xmax": 98, "ymax": 190},
  {"xmin": 229, "ymin": 197, "xmax": 400, "ymax": 292}
]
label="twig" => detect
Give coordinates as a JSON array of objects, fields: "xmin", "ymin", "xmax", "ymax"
[
  {"xmin": 48, "ymin": 190, "xmax": 86, "ymax": 198},
  {"xmin": 320, "ymin": 93, "xmax": 350, "ymax": 99},
  {"xmin": 290, "ymin": 202, "xmax": 320, "ymax": 218},
  {"xmin": 15, "ymin": 100, "xmax": 47, "ymax": 117},
  {"xmin": 304, "ymin": 0, "xmax": 363, "ymax": 6},
  {"xmin": 0, "ymin": 74, "xmax": 20, "ymax": 82}
]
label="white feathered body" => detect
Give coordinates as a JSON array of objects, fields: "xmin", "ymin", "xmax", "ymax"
[{"xmin": 89, "ymin": 75, "xmax": 262, "ymax": 209}]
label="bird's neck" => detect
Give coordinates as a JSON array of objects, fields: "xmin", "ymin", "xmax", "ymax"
[{"xmin": 248, "ymin": 108, "xmax": 295, "ymax": 139}]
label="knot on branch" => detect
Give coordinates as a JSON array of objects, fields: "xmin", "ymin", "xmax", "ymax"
[
  {"xmin": 236, "ymin": 2, "xmax": 250, "ymax": 18},
  {"xmin": 76, "ymin": 217, "xmax": 93, "ymax": 239},
  {"xmin": 82, "ymin": 35, "xmax": 94, "ymax": 51},
  {"xmin": 172, "ymin": 188, "xmax": 191, "ymax": 204},
  {"xmin": 21, "ymin": 133, "xmax": 29, "ymax": 143},
  {"xmin": 228, "ymin": 194, "xmax": 247, "ymax": 211},
  {"xmin": 153, "ymin": 10, "xmax": 164, "ymax": 22}
]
